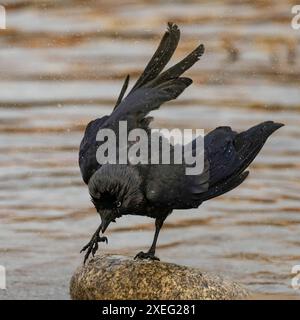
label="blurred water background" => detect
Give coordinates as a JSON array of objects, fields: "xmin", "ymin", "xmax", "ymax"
[{"xmin": 0, "ymin": 0, "xmax": 300, "ymax": 299}]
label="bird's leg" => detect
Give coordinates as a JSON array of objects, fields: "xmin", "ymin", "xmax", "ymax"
[
  {"xmin": 80, "ymin": 224, "xmax": 108, "ymax": 264},
  {"xmin": 134, "ymin": 217, "xmax": 165, "ymax": 261}
]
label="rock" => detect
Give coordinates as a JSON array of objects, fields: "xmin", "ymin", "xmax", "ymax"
[{"xmin": 70, "ymin": 254, "xmax": 249, "ymax": 300}]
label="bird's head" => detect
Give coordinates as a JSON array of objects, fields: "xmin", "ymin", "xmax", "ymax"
[{"xmin": 88, "ymin": 164, "xmax": 145, "ymax": 232}]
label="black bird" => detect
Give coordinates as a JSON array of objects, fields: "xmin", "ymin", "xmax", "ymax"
[{"xmin": 79, "ymin": 23, "xmax": 283, "ymax": 263}]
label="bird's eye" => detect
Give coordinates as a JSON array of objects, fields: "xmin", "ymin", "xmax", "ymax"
[{"xmin": 116, "ymin": 201, "xmax": 122, "ymax": 208}]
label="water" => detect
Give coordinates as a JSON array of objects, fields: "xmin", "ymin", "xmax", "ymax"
[{"xmin": 0, "ymin": 0, "xmax": 300, "ymax": 299}]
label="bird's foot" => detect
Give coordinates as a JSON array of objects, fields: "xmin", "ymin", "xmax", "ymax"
[
  {"xmin": 80, "ymin": 234, "xmax": 108, "ymax": 264},
  {"xmin": 134, "ymin": 251, "xmax": 160, "ymax": 261}
]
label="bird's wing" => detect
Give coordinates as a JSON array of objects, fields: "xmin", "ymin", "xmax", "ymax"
[
  {"xmin": 145, "ymin": 160, "xmax": 210, "ymax": 209},
  {"xmin": 103, "ymin": 78, "xmax": 193, "ymax": 131},
  {"xmin": 104, "ymin": 22, "xmax": 204, "ymax": 131},
  {"xmin": 112, "ymin": 22, "xmax": 180, "ymax": 111},
  {"xmin": 79, "ymin": 23, "xmax": 205, "ymax": 184},
  {"xmin": 79, "ymin": 75, "xmax": 193, "ymax": 185},
  {"xmin": 127, "ymin": 22, "xmax": 181, "ymax": 94}
]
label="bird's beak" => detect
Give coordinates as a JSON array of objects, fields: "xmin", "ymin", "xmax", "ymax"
[{"xmin": 100, "ymin": 218, "xmax": 111, "ymax": 234}]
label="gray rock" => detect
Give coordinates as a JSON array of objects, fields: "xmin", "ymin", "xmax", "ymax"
[{"xmin": 70, "ymin": 254, "xmax": 249, "ymax": 300}]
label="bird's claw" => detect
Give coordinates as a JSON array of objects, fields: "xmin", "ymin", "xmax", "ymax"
[
  {"xmin": 134, "ymin": 251, "xmax": 160, "ymax": 261},
  {"xmin": 80, "ymin": 235, "xmax": 108, "ymax": 264}
]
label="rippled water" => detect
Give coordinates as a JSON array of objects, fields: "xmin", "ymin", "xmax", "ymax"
[{"xmin": 0, "ymin": 0, "xmax": 300, "ymax": 299}]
